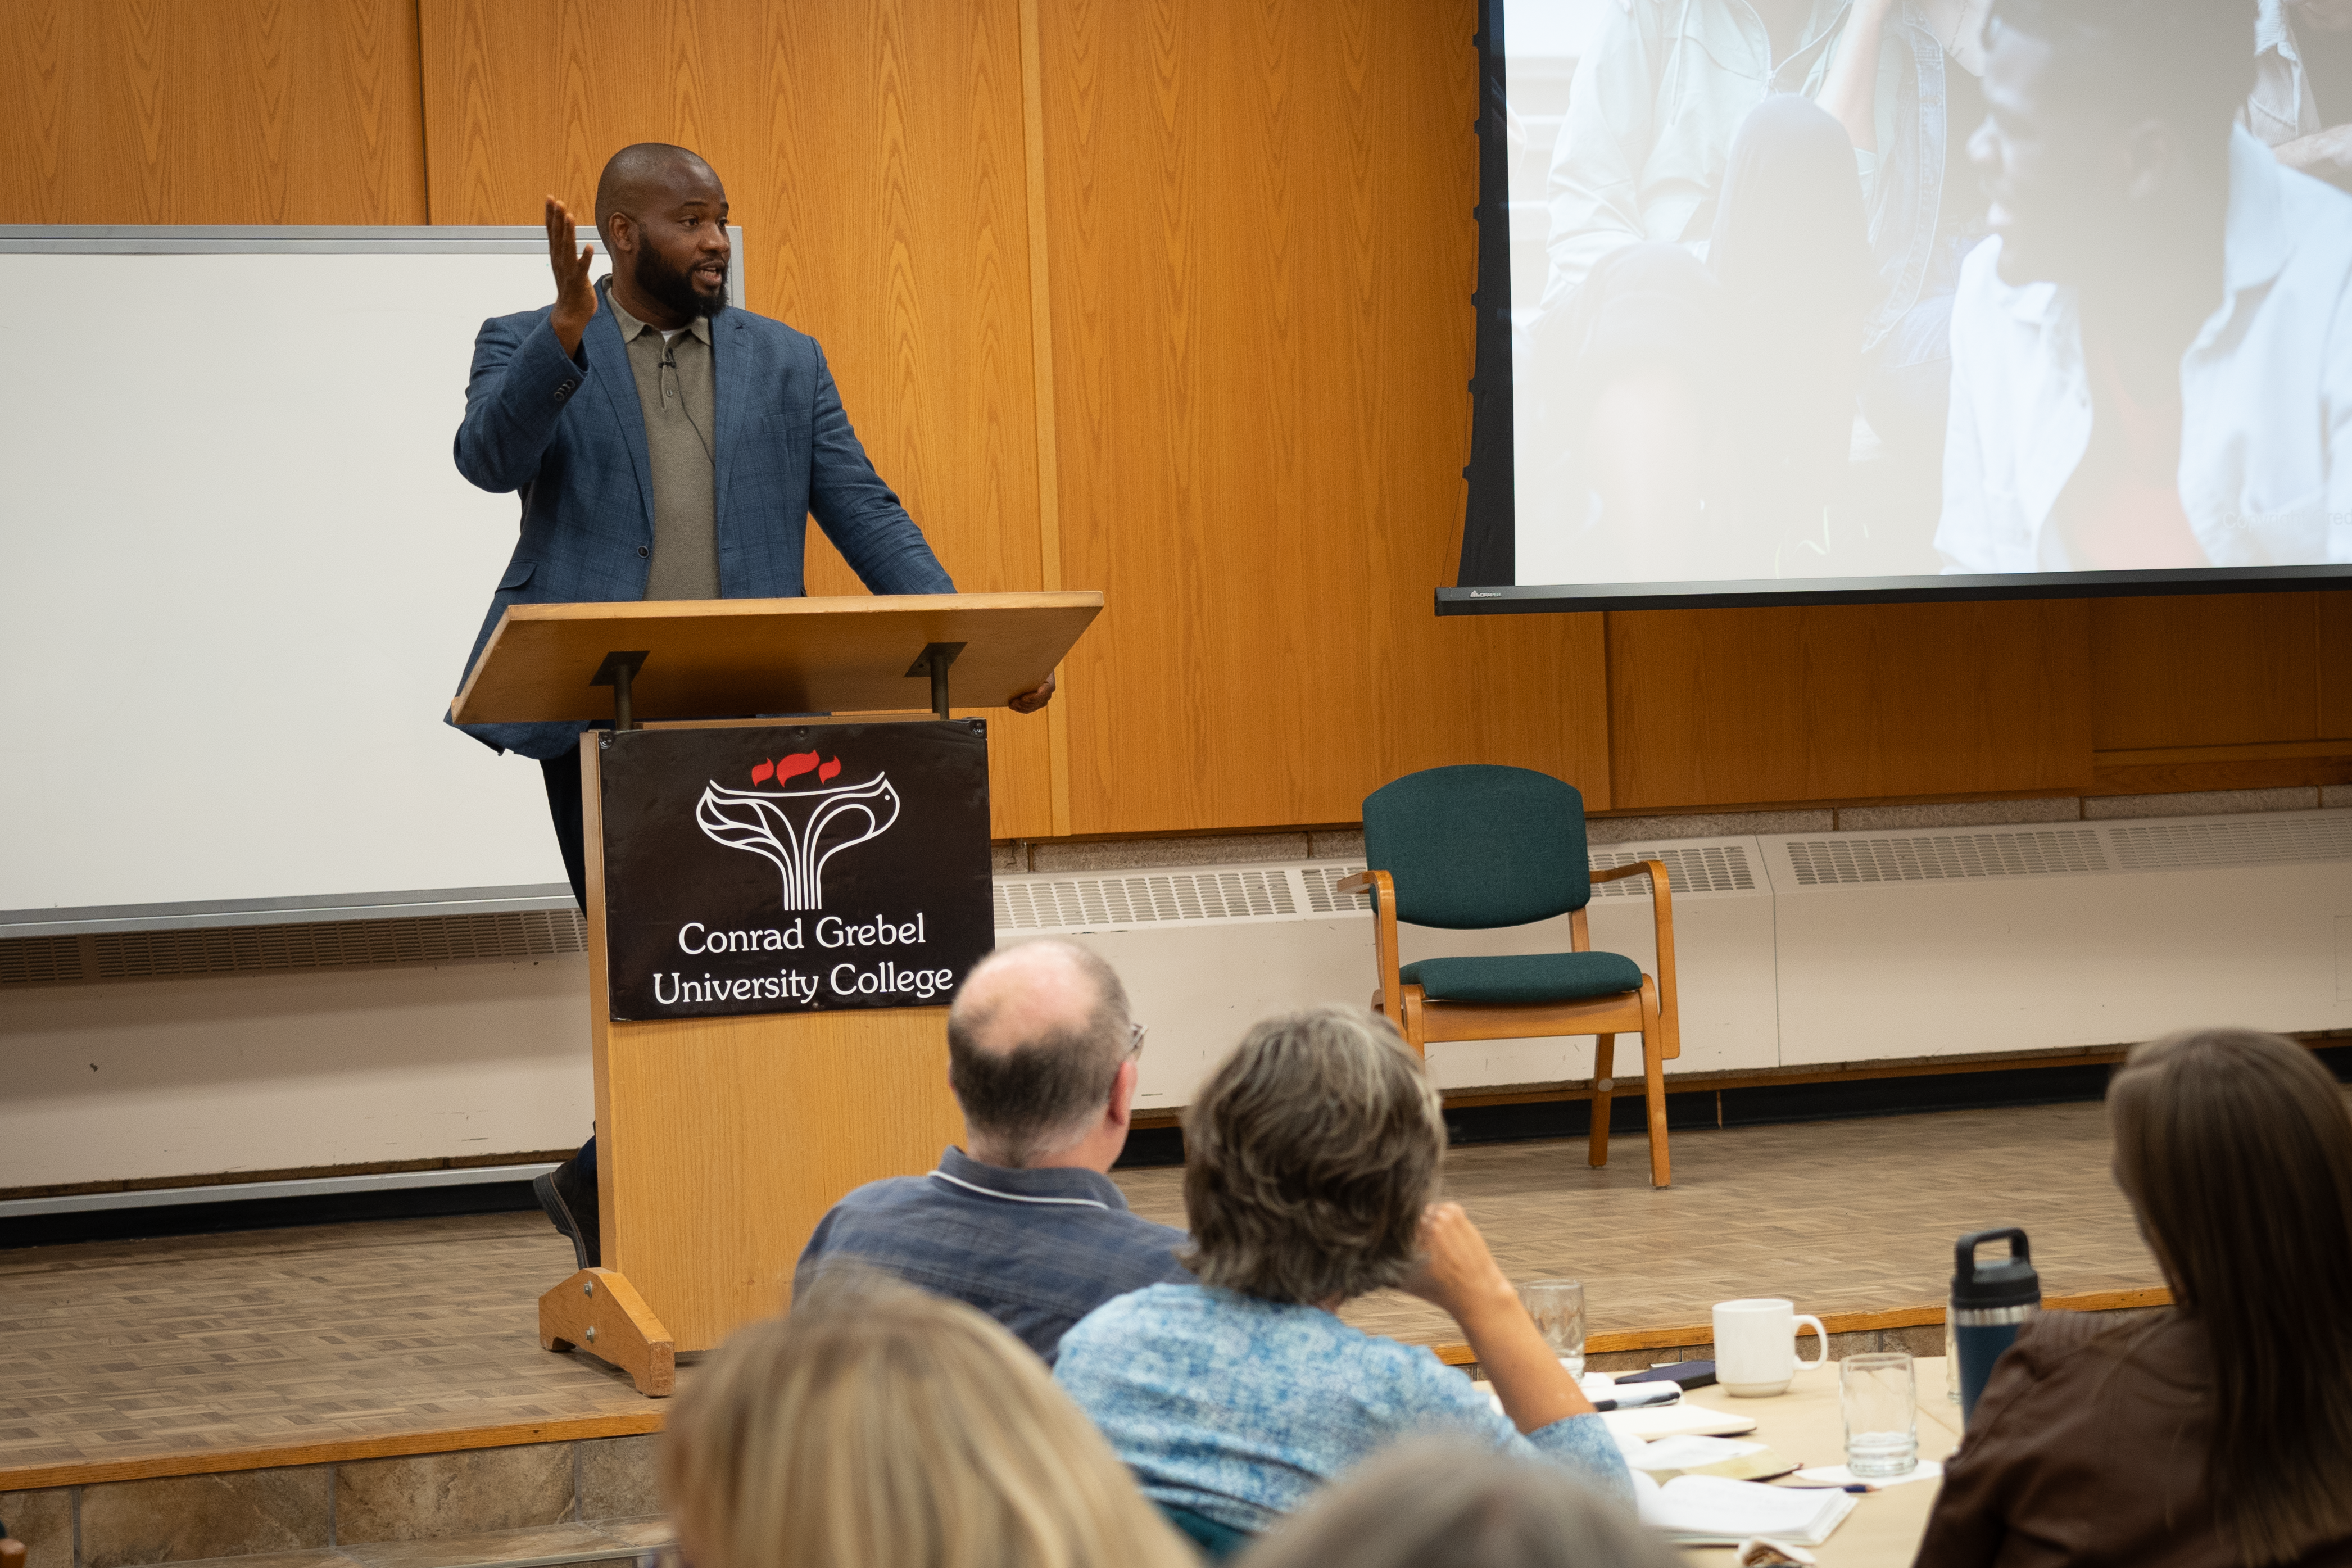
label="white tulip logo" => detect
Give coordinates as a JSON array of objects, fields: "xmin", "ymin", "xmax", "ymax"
[{"xmin": 695, "ymin": 750, "xmax": 899, "ymax": 912}]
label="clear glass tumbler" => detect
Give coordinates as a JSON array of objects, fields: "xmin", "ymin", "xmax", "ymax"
[
  {"xmin": 1519, "ymin": 1279, "xmax": 1587, "ymax": 1378},
  {"xmin": 1842, "ymin": 1352, "xmax": 1919, "ymax": 1478}
]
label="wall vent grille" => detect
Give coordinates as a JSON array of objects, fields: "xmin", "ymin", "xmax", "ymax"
[
  {"xmin": 1, "ymin": 910, "xmax": 588, "ymax": 985},
  {"xmin": 1592, "ymin": 845, "xmax": 1756, "ymax": 896},
  {"xmin": 1002, "ymin": 849, "xmax": 1755, "ymax": 933},
  {"xmin": 1300, "ymin": 864, "xmax": 1372, "ymax": 913},
  {"xmin": 1784, "ymin": 830, "xmax": 2108, "ymax": 887},
  {"xmin": 994, "ymin": 869, "xmax": 1298, "ymax": 932},
  {"xmin": 2108, "ymin": 815, "xmax": 2352, "ymax": 871},
  {"xmin": 0, "ymin": 935, "xmax": 85, "ymax": 985}
]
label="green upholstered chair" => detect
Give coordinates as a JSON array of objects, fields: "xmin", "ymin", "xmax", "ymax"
[{"xmin": 1338, "ymin": 765, "xmax": 1680, "ymax": 1188}]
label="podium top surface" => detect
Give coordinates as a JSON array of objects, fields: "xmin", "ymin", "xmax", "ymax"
[{"xmin": 448, "ymin": 592, "xmax": 1102, "ymax": 726}]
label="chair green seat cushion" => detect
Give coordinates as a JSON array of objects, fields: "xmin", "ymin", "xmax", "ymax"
[{"xmin": 1401, "ymin": 951, "xmax": 1644, "ymax": 1005}]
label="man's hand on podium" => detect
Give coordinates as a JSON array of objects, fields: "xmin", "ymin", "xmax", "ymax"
[{"xmin": 1008, "ymin": 672, "xmax": 1057, "ymax": 714}]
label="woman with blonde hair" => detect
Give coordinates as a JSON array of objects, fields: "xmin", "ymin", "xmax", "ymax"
[
  {"xmin": 1918, "ymin": 1028, "xmax": 2352, "ymax": 1567},
  {"xmin": 662, "ymin": 1274, "xmax": 1195, "ymax": 1568},
  {"xmin": 1053, "ymin": 1005, "xmax": 1629, "ymax": 1555}
]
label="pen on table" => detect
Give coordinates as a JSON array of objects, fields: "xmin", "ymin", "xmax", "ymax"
[{"xmin": 1588, "ymin": 1387, "xmax": 1681, "ymax": 1412}]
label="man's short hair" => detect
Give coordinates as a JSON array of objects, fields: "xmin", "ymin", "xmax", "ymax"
[
  {"xmin": 594, "ymin": 143, "xmax": 714, "ymax": 241},
  {"xmin": 1987, "ymin": 0, "xmax": 2257, "ymax": 140},
  {"xmin": 946, "ymin": 942, "xmax": 1131, "ymax": 1166},
  {"xmin": 1181, "ymin": 1006, "xmax": 1445, "ymax": 1305}
]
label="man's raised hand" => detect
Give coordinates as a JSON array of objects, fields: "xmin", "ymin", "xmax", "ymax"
[{"xmin": 546, "ymin": 196, "xmax": 597, "ymax": 358}]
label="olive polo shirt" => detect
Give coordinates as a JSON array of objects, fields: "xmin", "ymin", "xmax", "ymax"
[{"xmin": 606, "ymin": 287, "xmax": 719, "ymax": 600}]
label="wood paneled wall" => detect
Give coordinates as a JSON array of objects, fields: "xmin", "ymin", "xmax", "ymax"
[
  {"xmin": 0, "ymin": 0, "xmax": 426, "ymax": 224},
  {"xmin": 7, "ymin": 0, "xmax": 2345, "ymax": 836},
  {"xmin": 1034, "ymin": 0, "xmax": 1610, "ymax": 832}
]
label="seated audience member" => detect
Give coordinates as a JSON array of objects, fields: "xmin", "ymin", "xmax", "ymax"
[
  {"xmin": 663, "ymin": 1274, "xmax": 1196, "ymax": 1568},
  {"xmin": 1053, "ymin": 1006, "xmax": 1632, "ymax": 1554},
  {"xmin": 793, "ymin": 940, "xmax": 1188, "ymax": 1364},
  {"xmin": 1534, "ymin": 0, "xmax": 1872, "ymax": 573},
  {"xmin": 1236, "ymin": 1439, "xmax": 1679, "ymax": 1568},
  {"xmin": 2249, "ymin": 0, "xmax": 2352, "ymax": 191},
  {"xmin": 1938, "ymin": 0, "xmax": 2352, "ymax": 573},
  {"xmin": 1916, "ymin": 1028, "xmax": 2352, "ymax": 1568}
]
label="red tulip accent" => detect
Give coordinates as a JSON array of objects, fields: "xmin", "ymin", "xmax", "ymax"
[
  {"xmin": 750, "ymin": 760, "xmax": 775, "ymax": 785},
  {"xmin": 818, "ymin": 756, "xmax": 842, "ymax": 782}
]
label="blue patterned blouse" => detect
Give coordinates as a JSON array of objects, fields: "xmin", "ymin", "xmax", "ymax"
[{"xmin": 1053, "ymin": 1284, "xmax": 1634, "ymax": 1533}]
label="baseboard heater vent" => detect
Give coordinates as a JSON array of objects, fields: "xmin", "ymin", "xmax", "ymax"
[
  {"xmin": 1783, "ymin": 830, "xmax": 2108, "ymax": 887},
  {"xmin": 1592, "ymin": 844, "xmax": 1758, "ymax": 895},
  {"xmin": 998, "ymin": 845, "xmax": 1759, "ymax": 935},
  {"xmin": 0, "ymin": 909, "xmax": 588, "ymax": 985},
  {"xmin": 994, "ymin": 867, "xmax": 1302, "ymax": 931},
  {"xmin": 2109, "ymin": 813, "xmax": 2352, "ymax": 871}
]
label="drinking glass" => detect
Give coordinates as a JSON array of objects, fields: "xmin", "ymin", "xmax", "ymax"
[
  {"xmin": 1842, "ymin": 1352, "xmax": 1919, "ymax": 1478},
  {"xmin": 1519, "ymin": 1279, "xmax": 1587, "ymax": 1377}
]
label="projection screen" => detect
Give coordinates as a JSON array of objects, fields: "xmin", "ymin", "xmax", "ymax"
[{"xmin": 1445, "ymin": 0, "xmax": 2352, "ymax": 612}]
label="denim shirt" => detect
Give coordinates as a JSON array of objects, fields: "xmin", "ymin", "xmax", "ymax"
[
  {"xmin": 1856, "ymin": 0, "xmax": 1967, "ymax": 351},
  {"xmin": 792, "ymin": 1145, "xmax": 1192, "ymax": 1365},
  {"xmin": 2247, "ymin": 0, "xmax": 2322, "ymax": 149},
  {"xmin": 1055, "ymin": 1285, "xmax": 1634, "ymax": 1535},
  {"xmin": 1542, "ymin": 0, "xmax": 1960, "ymax": 354},
  {"xmin": 1542, "ymin": 0, "xmax": 1855, "ymax": 312}
]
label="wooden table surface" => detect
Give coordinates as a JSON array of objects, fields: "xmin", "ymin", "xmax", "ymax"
[{"xmin": 1675, "ymin": 1355, "xmax": 1960, "ymax": 1566}]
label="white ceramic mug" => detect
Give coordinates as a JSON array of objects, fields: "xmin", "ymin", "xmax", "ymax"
[{"xmin": 1712, "ymin": 1297, "xmax": 1828, "ymax": 1397}]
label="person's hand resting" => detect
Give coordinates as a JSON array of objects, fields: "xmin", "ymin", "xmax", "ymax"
[
  {"xmin": 1402, "ymin": 1202, "xmax": 1596, "ymax": 1434},
  {"xmin": 1401, "ymin": 1200, "xmax": 1520, "ymax": 1322},
  {"xmin": 1007, "ymin": 672, "xmax": 1057, "ymax": 713}
]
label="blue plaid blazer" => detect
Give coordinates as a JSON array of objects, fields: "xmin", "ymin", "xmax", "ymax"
[{"xmin": 449, "ymin": 285, "xmax": 954, "ymax": 759}]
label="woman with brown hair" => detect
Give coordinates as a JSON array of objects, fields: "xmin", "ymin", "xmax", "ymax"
[
  {"xmin": 1051, "ymin": 1005, "xmax": 1630, "ymax": 1553},
  {"xmin": 662, "ymin": 1274, "xmax": 1196, "ymax": 1568},
  {"xmin": 1917, "ymin": 1028, "xmax": 2352, "ymax": 1568}
]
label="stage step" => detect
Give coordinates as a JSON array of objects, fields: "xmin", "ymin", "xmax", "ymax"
[
  {"xmin": 0, "ymin": 1436, "xmax": 668, "ymax": 1568},
  {"xmin": 103, "ymin": 1525, "xmax": 668, "ymax": 1568}
]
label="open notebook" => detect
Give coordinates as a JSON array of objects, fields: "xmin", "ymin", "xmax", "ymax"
[{"xmin": 1635, "ymin": 1474, "xmax": 1859, "ymax": 1547}]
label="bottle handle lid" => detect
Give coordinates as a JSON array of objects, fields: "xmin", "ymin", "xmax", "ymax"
[{"xmin": 1955, "ymin": 1226, "xmax": 2032, "ymax": 1280}]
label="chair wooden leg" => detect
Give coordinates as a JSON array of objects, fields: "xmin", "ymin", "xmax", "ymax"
[
  {"xmin": 1589, "ymin": 1034, "xmax": 1615, "ymax": 1168},
  {"xmin": 1643, "ymin": 1024, "xmax": 1671, "ymax": 1190},
  {"xmin": 1399, "ymin": 985, "xmax": 1429, "ymax": 1059}
]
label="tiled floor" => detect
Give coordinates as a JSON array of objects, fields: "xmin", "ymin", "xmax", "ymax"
[
  {"xmin": 0, "ymin": 1215, "xmax": 640, "ymax": 1483},
  {"xmin": 1112, "ymin": 1098, "xmax": 2161, "ymax": 1347},
  {"xmin": 2, "ymin": 1098, "xmax": 2159, "ymax": 1487}
]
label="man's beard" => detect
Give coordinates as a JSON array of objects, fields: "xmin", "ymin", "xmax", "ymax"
[{"xmin": 633, "ymin": 244, "xmax": 728, "ymax": 320}]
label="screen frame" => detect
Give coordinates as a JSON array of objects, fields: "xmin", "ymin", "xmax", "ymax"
[{"xmin": 1446, "ymin": 0, "xmax": 2352, "ymax": 615}]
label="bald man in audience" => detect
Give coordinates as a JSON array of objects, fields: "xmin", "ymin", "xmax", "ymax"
[{"xmin": 792, "ymin": 941, "xmax": 1190, "ymax": 1363}]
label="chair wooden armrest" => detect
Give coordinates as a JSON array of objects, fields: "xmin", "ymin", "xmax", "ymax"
[
  {"xmin": 1337, "ymin": 869, "xmax": 1403, "ymax": 1019},
  {"xmin": 1590, "ymin": 859, "xmax": 1678, "ymax": 1059}
]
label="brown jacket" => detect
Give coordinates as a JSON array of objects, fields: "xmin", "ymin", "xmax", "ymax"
[{"xmin": 1915, "ymin": 1310, "xmax": 2352, "ymax": 1568}]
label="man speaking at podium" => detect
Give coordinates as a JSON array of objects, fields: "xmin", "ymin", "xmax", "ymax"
[{"xmin": 447, "ymin": 142, "xmax": 1050, "ymax": 1269}]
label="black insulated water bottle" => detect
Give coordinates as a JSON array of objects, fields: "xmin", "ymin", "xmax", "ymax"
[{"xmin": 1951, "ymin": 1227, "xmax": 2041, "ymax": 1425}]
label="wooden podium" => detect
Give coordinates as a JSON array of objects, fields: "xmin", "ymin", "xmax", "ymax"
[{"xmin": 450, "ymin": 592, "xmax": 1102, "ymax": 1394}]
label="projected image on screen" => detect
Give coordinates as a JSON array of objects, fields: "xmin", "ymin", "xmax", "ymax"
[{"xmin": 1480, "ymin": 0, "xmax": 2352, "ymax": 598}]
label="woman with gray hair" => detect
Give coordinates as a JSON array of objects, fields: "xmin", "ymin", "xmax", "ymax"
[
  {"xmin": 1053, "ymin": 1006, "xmax": 1630, "ymax": 1555},
  {"xmin": 1236, "ymin": 1440, "xmax": 1678, "ymax": 1568}
]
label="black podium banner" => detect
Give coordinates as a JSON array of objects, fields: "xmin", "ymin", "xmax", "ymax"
[{"xmin": 598, "ymin": 720, "xmax": 993, "ymax": 1022}]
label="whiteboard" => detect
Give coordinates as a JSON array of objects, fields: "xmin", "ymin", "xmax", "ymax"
[{"xmin": 0, "ymin": 228, "xmax": 741, "ymax": 926}]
